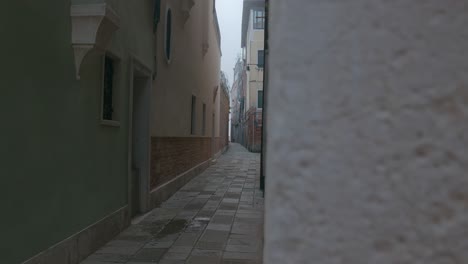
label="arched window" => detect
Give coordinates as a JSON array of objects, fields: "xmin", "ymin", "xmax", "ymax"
[{"xmin": 165, "ymin": 8, "xmax": 172, "ymax": 62}]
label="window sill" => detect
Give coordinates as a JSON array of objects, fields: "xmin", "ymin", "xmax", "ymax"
[{"xmin": 101, "ymin": 120, "xmax": 121, "ymax": 127}]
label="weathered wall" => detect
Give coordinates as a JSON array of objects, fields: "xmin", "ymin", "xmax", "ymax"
[
  {"xmin": 265, "ymin": 1, "xmax": 468, "ymax": 263},
  {"xmin": 152, "ymin": 0, "xmax": 221, "ymax": 138},
  {"xmin": 150, "ymin": 137, "xmax": 212, "ymax": 188},
  {"xmin": 245, "ymin": 109, "xmax": 262, "ymax": 153},
  {"xmin": 0, "ymin": 0, "xmax": 155, "ymax": 263},
  {"xmin": 245, "ymin": 11, "xmax": 264, "ymax": 112},
  {"xmin": 150, "ymin": 0, "xmax": 222, "ymax": 190}
]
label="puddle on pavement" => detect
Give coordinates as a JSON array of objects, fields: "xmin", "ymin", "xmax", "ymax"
[
  {"xmin": 142, "ymin": 224, "xmax": 165, "ymax": 237},
  {"xmin": 155, "ymin": 219, "xmax": 188, "ymax": 238}
]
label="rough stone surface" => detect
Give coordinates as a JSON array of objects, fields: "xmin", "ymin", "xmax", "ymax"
[
  {"xmin": 266, "ymin": 1, "xmax": 468, "ymax": 263},
  {"xmin": 81, "ymin": 144, "xmax": 263, "ymax": 264}
]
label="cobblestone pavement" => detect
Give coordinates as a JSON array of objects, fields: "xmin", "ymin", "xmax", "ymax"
[{"xmin": 82, "ymin": 143, "xmax": 264, "ymax": 264}]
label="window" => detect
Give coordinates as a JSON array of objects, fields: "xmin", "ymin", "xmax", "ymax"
[
  {"xmin": 253, "ymin": 10, "xmax": 265, "ymax": 29},
  {"xmin": 153, "ymin": 0, "xmax": 161, "ymax": 32},
  {"xmin": 165, "ymin": 8, "xmax": 172, "ymax": 61},
  {"xmin": 202, "ymin": 103, "xmax": 206, "ymax": 135},
  {"xmin": 258, "ymin": 90, "xmax": 263, "ymax": 109},
  {"xmin": 103, "ymin": 56, "xmax": 115, "ymax": 120},
  {"xmin": 191, "ymin": 95, "xmax": 196, "ymax": 135},
  {"xmin": 258, "ymin": 50, "xmax": 265, "ymax": 68}
]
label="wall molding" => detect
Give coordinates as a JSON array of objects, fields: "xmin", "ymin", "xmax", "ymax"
[{"xmin": 71, "ymin": 3, "xmax": 120, "ymax": 79}]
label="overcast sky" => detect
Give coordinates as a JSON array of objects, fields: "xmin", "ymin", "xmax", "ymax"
[{"xmin": 216, "ymin": 0, "xmax": 243, "ymax": 87}]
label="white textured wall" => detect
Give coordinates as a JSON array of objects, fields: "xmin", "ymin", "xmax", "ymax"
[{"xmin": 265, "ymin": 1, "xmax": 468, "ymax": 263}]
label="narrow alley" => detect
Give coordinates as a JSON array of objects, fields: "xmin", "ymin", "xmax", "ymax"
[{"xmin": 81, "ymin": 143, "xmax": 264, "ymax": 264}]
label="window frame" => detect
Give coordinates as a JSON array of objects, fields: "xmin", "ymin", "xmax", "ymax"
[
  {"xmin": 202, "ymin": 103, "xmax": 207, "ymax": 136},
  {"xmin": 153, "ymin": 0, "xmax": 161, "ymax": 33},
  {"xmin": 164, "ymin": 8, "xmax": 173, "ymax": 62},
  {"xmin": 191, "ymin": 95, "xmax": 197, "ymax": 135},
  {"xmin": 253, "ymin": 9, "xmax": 265, "ymax": 29},
  {"xmin": 258, "ymin": 90, "xmax": 264, "ymax": 109},
  {"xmin": 257, "ymin": 50, "xmax": 265, "ymax": 68},
  {"xmin": 100, "ymin": 54, "xmax": 120, "ymax": 127}
]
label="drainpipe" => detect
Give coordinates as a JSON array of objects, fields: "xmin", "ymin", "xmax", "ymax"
[
  {"xmin": 252, "ymin": 110, "xmax": 255, "ymax": 151},
  {"xmin": 260, "ymin": 0, "xmax": 269, "ymax": 192}
]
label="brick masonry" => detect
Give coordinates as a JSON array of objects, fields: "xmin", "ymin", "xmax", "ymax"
[
  {"xmin": 150, "ymin": 137, "xmax": 212, "ymax": 189},
  {"xmin": 245, "ymin": 109, "xmax": 262, "ymax": 153},
  {"xmin": 151, "ymin": 90, "xmax": 230, "ymax": 190},
  {"xmin": 150, "ymin": 136, "xmax": 230, "ymax": 190}
]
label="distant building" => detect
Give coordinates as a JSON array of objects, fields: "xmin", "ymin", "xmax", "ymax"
[
  {"xmin": 231, "ymin": 57, "xmax": 246, "ymax": 144},
  {"xmin": 236, "ymin": 0, "xmax": 265, "ymax": 152}
]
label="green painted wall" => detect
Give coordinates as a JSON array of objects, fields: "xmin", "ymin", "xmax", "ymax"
[{"xmin": 0, "ymin": 0, "xmax": 154, "ymax": 263}]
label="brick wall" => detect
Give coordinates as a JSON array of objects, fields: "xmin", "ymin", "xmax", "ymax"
[
  {"xmin": 150, "ymin": 137, "xmax": 212, "ymax": 189},
  {"xmin": 245, "ymin": 109, "xmax": 262, "ymax": 152}
]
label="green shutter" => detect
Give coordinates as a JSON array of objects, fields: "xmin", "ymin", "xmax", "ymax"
[
  {"xmin": 153, "ymin": 0, "xmax": 161, "ymax": 32},
  {"xmin": 258, "ymin": 50, "xmax": 264, "ymax": 68},
  {"xmin": 258, "ymin": 91, "xmax": 263, "ymax": 109}
]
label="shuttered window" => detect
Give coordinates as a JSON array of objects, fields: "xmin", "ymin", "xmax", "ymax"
[
  {"xmin": 258, "ymin": 90, "xmax": 263, "ymax": 109},
  {"xmin": 253, "ymin": 10, "xmax": 265, "ymax": 29},
  {"xmin": 258, "ymin": 50, "xmax": 264, "ymax": 68},
  {"xmin": 103, "ymin": 56, "xmax": 114, "ymax": 120},
  {"xmin": 191, "ymin": 96, "xmax": 196, "ymax": 135},
  {"xmin": 153, "ymin": 0, "xmax": 161, "ymax": 32},
  {"xmin": 165, "ymin": 9, "xmax": 172, "ymax": 61}
]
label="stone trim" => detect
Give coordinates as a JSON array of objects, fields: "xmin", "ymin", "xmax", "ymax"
[{"xmin": 22, "ymin": 206, "xmax": 129, "ymax": 264}]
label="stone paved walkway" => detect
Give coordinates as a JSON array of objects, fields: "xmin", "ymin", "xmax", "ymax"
[{"xmin": 82, "ymin": 143, "xmax": 264, "ymax": 264}]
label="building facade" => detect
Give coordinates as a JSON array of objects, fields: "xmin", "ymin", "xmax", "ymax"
[
  {"xmin": 149, "ymin": 0, "xmax": 226, "ymax": 208},
  {"xmin": 238, "ymin": 0, "xmax": 265, "ymax": 152},
  {"xmin": 230, "ymin": 57, "xmax": 246, "ymax": 144},
  {"xmin": 1, "ymin": 1, "xmax": 226, "ymax": 263}
]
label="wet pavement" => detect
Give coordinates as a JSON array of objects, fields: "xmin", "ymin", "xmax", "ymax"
[{"xmin": 81, "ymin": 143, "xmax": 264, "ymax": 264}]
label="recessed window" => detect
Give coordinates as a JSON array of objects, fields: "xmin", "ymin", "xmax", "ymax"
[
  {"xmin": 165, "ymin": 8, "xmax": 173, "ymax": 61},
  {"xmin": 258, "ymin": 90, "xmax": 263, "ymax": 109},
  {"xmin": 253, "ymin": 10, "xmax": 265, "ymax": 29},
  {"xmin": 191, "ymin": 95, "xmax": 196, "ymax": 135},
  {"xmin": 202, "ymin": 103, "xmax": 206, "ymax": 136},
  {"xmin": 153, "ymin": 0, "xmax": 161, "ymax": 32},
  {"xmin": 258, "ymin": 50, "xmax": 265, "ymax": 68},
  {"xmin": 103, "ymin": 56, "xmax": 115, "ymax": 120}
]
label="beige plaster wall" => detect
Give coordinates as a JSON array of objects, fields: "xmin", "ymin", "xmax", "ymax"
[
  {"xmin": 245, "ymin": 10, "xmax": 264, "ymax": 111},
  {"xmin": 152, "ymin": 0, "xmax": 222, "ymax": 138}
]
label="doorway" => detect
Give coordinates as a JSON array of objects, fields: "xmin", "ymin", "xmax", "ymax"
[{"xmin": 129, "ymin": 60, "xmax": 151, "ymax": 218}]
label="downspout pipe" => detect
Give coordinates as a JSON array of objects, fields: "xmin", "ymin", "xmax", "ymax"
[{"xmin": 260, "ymin": 0, "xmax": 268, "ymax": 192}]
